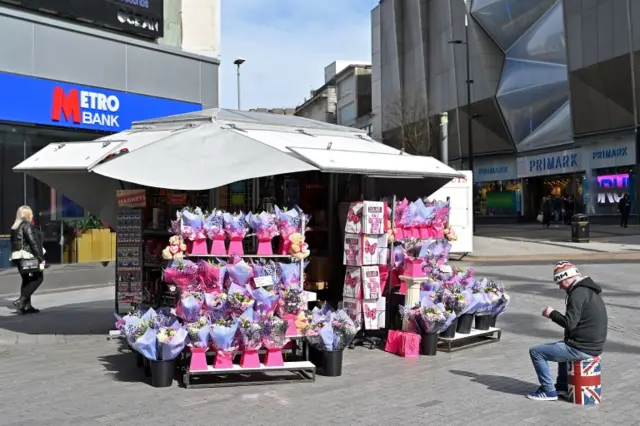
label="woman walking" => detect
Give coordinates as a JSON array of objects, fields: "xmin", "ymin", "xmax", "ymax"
[
  {"xmin": 542, "ymin": 196, "xmax": 552, "ymax": 228},
  {"xmin": 10, "ymin": 205, "xmax": 45, "ymax": 314}
]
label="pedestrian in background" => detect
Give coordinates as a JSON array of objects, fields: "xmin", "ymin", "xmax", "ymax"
[
  {"xmin": 9, "ymin": 205, "xmax": 46, "ymax": 314},
  {"xmin": 541, "ymin": 196, "xmax": 552, "ymax": 228},
  {"xmin": 618, "ymin": 193, "xmax": 631, "ymax": 228}
]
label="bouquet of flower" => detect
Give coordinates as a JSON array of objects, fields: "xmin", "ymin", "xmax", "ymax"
[
  {"xmin": 435, "ymin": 286, "xmax": 470, "ymax": 315},
  {"xmin": 237, "ymin": 308, "xmax": 264, "ymax": 351},
  {"xmin": 204, "ymin": 292, "xmax": 227, "ymax": 320},
  {"xmin": 222, "ymin": 212, "xmax": 249, "ymax": 240},
  {"xmin": 414, "ymin": 298, "xmax": 447, "ymax": 334},
  {"xmin": 151, "ymin": 307, "xmax": 179, "ymax": 330},
  {"xmin": 204, "ymin": 209, "xmax": 225, "ymax": 240},
  {"xmin": 278, "ymin": 262, "xmax": 305, "ymax": 289},
  {"xmin": 131, "ymin": 324, "xmax": 158, "ymax": 360},
  {"xmin": 186, "ymin": 315, "xmax": 210, "ymax": 348},
  {"xmin": 309, "ymin": 310, "xmax": 357, "ymax": 351},
  {"xmin": 209, "ymin": 317, "xmax": 239, "ymax": 355},
  {"xmin": 492, "ymin": 292, "xmax": 511, "ymax": 317},
  {"xmin": 164, "ymin": 260, "xmax": 199, "ymax": 289},
  {"xmin": 262, "ymin": 316, "xmax": 289, "ymax": 349},
  {"xmin": 197, "ymin": 260, "xmax": 225, "ymax": 293},
  {"xmin": 454, "ymin": 267, "xmax": 475, "ymax": 287},
  {"xmin": 180, "ymin": 207, "xmax": 205, "ymax": 241},
  {"xmin": 279, "ymin": 285, "xmax": 305, "ymax": 316},
  {"xmin": 156, "ymin": 326, "xmax": 188, "ymax": 360},
  {"xmin": 274, "ymin": 206, "xmax": 303, "ymax": 254},
  {"xmin": 247, "ymin": 211, "xmax": 279, "ymax": 241},
  {"xmin": 178, "ymin": 291, "xmax": 204, "ymax": 322},
  {"xmin": 227, "ymin": 283, "xmax": 255, "ymax": 315},
  {"xmin": 252, "ymin": 287, "xmax": 279, "ymax": 317},
  {"xmin": 227, "ymin": 258, "xmax": 253, "ymax": 287}
]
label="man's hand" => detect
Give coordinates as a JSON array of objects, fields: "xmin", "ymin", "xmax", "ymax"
[{"xmin": 542, "ymin": 307, "xmax": 554, "ymax": 318}]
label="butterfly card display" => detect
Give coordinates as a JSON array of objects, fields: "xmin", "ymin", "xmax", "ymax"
[
  {"xmin": 363, "ymin": 299, "xmax": 379, "ymax": 330},
  {"xmin": 344, "ymin": 202, "xmax": 363, "ymax": 234},
  {"xmin": 362, "ymin": 266, "xmax": 381, "ymax": 299},
  {"xmin": 342, "ymin": 266, "xmax": 363, "ymax": 299},
  {"xmin": 362, "ymin": 201, "xmax": 386, "ymax": 235}
]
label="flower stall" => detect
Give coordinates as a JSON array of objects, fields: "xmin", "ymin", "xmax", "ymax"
[{"xmin": 15, "ymin": 109, "xmax": 468, "ymax": 386}]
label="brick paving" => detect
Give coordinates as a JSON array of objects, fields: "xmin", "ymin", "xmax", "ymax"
[{"xmin": 0, "ymin": 262, "xmax": 639, "ymax": 425}]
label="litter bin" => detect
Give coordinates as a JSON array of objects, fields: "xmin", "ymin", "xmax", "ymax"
[
  {"xmin": 571, "ymin": 214, "xmax": 589, "ymax": 242},
  {"xmin": 0, "ymin": 236, "xmax": 11, "ymax": 270}
]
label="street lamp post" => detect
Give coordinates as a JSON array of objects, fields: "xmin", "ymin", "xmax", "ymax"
[
  {"xmin": 450, "ymin": 8, "xmax": 476, "ymax": 233},
  {"xmin": 233, "ymin": 57, "xmax": 246, "ymax": 110}
]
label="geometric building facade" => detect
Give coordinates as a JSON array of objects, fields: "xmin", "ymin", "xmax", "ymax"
[{"xmin": 372, "ymin": 0, "xmax": 640, "ymax": 221}]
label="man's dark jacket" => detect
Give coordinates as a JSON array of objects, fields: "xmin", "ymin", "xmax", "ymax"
[{"xmin": 549, "ymin": 277, "xmax": 607, "ymax": 356}]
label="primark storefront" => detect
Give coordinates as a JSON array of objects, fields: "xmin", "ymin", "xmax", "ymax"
[{"xmin": 0, "ymin": 3, "xmax": 218, "ymax": 261}]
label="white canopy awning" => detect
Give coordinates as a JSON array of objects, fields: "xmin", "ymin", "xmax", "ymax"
[{"xmin": 14, "ymin": 108, "xmax": 463, "ymax": 225}]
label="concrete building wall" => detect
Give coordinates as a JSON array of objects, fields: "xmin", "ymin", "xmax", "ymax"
[{"xmin": 0, "ymin": 6, "xmax": 219, "ymax": 108}]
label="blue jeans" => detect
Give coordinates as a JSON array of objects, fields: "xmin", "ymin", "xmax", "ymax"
[{"xmin": 529, "ymin": 341, "xmax": 592, "ymax": 392}]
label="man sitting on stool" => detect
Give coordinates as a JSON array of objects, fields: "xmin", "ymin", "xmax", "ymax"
[{"xmin": 526, "ymin": 261, "xmax": 608, "ymax": 401}]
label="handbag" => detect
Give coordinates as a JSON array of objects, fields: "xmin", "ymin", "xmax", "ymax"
[
  {"xmin": 536, "ymin": 213, "xmax": 543, "ymax": 223},
  {"xmin": 18, "ymin": 257, "xmax": 40, "ymax": 274}
]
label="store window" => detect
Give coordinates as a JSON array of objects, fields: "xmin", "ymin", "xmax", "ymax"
[
  {"xmin": 583, "ymin": 166, "xmax": 635, "ymax": 215},
  {"xmin": 475, "ymin": 180, "xmax": 522, "ymax": 216},
  {"xmin": 0, "ymin": 124, "xmax": 106, "ymax": 264}
]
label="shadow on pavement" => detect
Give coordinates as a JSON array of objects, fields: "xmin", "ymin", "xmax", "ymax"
[
  {"xmin": 98, "ymin": 352, "xmax": 151, "ymax": 384},
  {"xmin": 0, "ymin": 300, "xmax": 113, "ymax": 335},
  {"xmin": 448, "ymin": 369, "xmax": 536, "ymax": 395}
]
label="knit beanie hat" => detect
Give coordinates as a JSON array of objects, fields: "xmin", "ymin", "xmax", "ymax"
[{"xmin": 553, "ymin": 261, "xmax": 580, "ymax": 283}]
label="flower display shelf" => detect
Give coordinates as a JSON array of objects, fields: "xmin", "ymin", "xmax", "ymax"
[
  {"xmin": 185, "ymin": 254, "xmax": 296, "ymax": 259},
  {"xmin": 437, "ymin": 327, "xmax": 502, "ymax": 353},
  {"xmin": 183, "ymin": 361, "xmax": 316, "ymax": 389},
  {"xmin": 398, "ymin": 276, "xmax": 431, "ymax": 331}
]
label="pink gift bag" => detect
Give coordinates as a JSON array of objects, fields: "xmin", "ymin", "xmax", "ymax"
[
  {"xmin": 419, "ymin": 226, "xmax": 430, "ymax": 239},
  {"xmin": 227, "ymin": 237, "xmax": 244, "ymax": 255},
  {"xmin": 191, "ymin": 238, "xmax": 208, "ymax": 255},
  {"xmin": 403, "ymin": 258, "xmax": 423, "ymax": 277},
  {"xmin": 189, "ymin": 347, "xmax": 208, "ymax": 372},
  {"xmin": 239, "ymin": 349, "xmax": 260, "ymax": 368},
  {"xmin": 283, "ymin": 314, "xmax": 298, "ymax": 336},
  {"xmin": 264, "ymin": 348, "xmax": 284, "ymax": 367},
  {"xmin": 213, "ymin": 350, "xmax": 234, "ymax": 369},
  {"xmin": 385, "ymin": 330, "xmax": 401, "ymax": 354},
  {"xmin": 256, "ymin": 238, "xmax": 273, "ymax": 256},
  {"xmin": 399, "ymin": 332, "xmax": 420, "ymax": 358},
  {"xmin": 209, "ymin": 235, "xmax": 226, "ymax": 255}
]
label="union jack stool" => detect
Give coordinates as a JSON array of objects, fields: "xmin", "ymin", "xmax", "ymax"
[{"xmin": 568, "ymin": 356, "xmax": 602, "ymax": 405}]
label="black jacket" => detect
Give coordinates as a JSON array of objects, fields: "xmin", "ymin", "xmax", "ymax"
[
  {"xmin": 618, "ymin": 198, "xmax": 631, "ymax": 215},
  {"xmin": 10, "ymin": 220, "xmax": 45, "ymax": 262},
  {"xmin": 550, "ymin": 277, "xmax": 607, "ymax": 356}
]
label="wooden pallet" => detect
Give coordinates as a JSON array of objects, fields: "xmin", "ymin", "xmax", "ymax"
[
  {"xmin": 438, "ymin": 327, "xmax": 501, "ymax": 352},
  {"xmin": 184, "ymin": 361, "xmax": 316, "ymax": 388}
]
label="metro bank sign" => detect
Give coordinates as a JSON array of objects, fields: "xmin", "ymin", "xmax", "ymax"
[
  {"xmin": 52, "ymin": 87, "xmax": 121, "ymax": 128},
  {"xmin": 0, "ymin": 72, "xmax": 202, "ymax": 132}
]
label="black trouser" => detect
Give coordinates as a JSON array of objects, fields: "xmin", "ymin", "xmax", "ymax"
[
  {"xmin": 543, "ymin": 213, "xmax": 551, "ymax": 227},
  {"xmin": 621, "ymin": 214, "xmax": 629, "ymax": 227},
  {"xmin": 20, "ymin": 272, "xmax": 44, "ymax": 303}
]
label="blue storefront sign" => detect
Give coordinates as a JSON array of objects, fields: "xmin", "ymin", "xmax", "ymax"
[
  {"xmin": 0, "ymin": 72, "xmax": 202, "ymax": 132},
  {"xmin": 517, "ymin": 150, "xmax": 582, "ymax": 178},
  {"xmin": 473, "ymin": 159, "xmax": 517, "ymax": 182}
]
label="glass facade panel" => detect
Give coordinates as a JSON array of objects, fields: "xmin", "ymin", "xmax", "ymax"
[{"xmin": 476, "ymin": 180, "xmax": 522, "ymax": 216}]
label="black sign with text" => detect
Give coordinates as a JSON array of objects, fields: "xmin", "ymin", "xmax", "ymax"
[{"xmin": 1, "ymin": 0, "xmax": 164, "ymax": 39}]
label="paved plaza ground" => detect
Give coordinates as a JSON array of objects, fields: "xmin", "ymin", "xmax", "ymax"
[{"xmin": 1, "ymin": 261, "xmax": 638, "ymax": 425}]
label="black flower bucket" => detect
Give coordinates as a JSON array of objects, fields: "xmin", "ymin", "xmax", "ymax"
[
  {"xmin": 474, "ymin": 313, "xmax": 492, "ymax": 331},
  {"xmin": 439, "ymin": 319, "xmax": 458, "ymax": 338},
  {"xmin": 420, "ymin": 333, "xmax": 439, "ymax": 356},
  {"xmin": 320, "ymin": 350, "xmax": 343, "ymax": 377},
  {"xmin": 134, "ymin": 351, "xmax": 144, "ymax": 368},
  {"xmin": 456, "ymin": 314, "xmax": 474, "ymax": 334},
  {"xmin": 150, "ymin": 359, "xmax": 175, "ymax": 388},
  {"xmin": 490, "ymin": 316, "xmax": 497, "ymax": 328}
]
